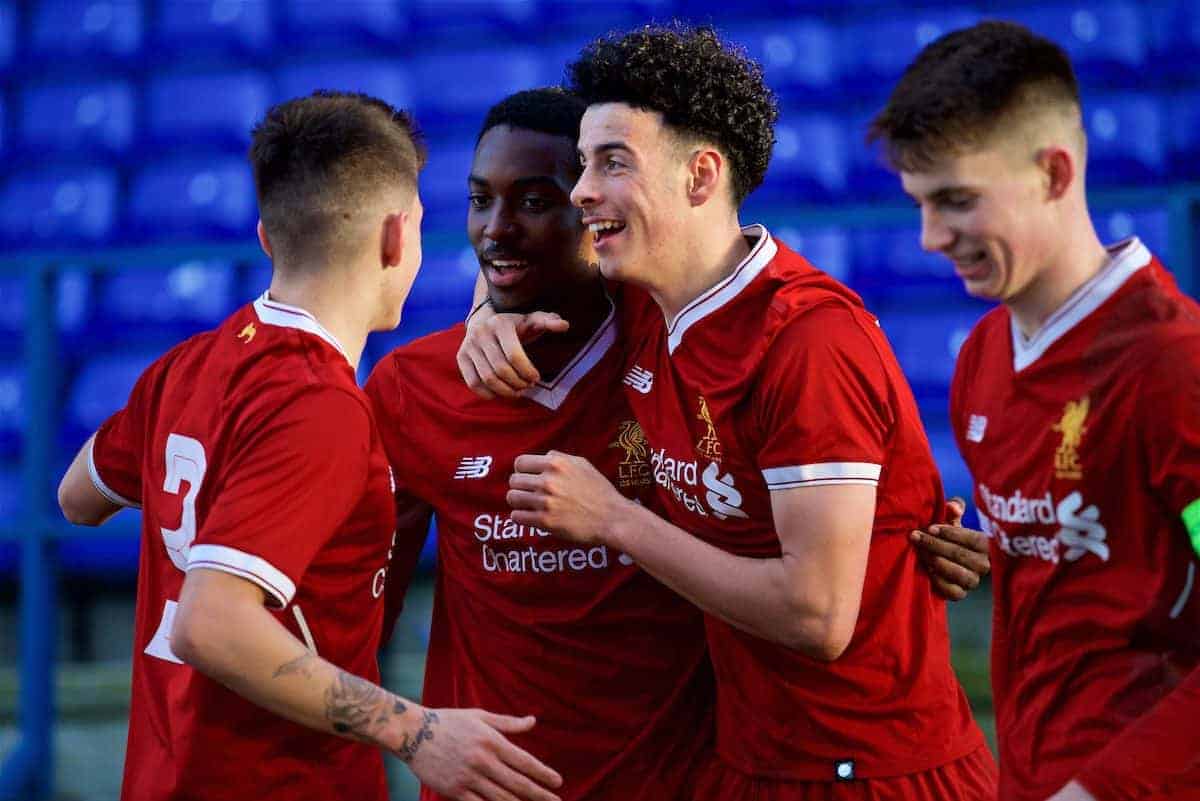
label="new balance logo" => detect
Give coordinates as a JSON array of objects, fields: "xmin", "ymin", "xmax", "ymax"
[
  {"xmin": 967, "ymin": 414, "xmax": 988, "ymax": 443},
  {"xmin": 454, "ymin": 456, "xmax": 493, "ymax": 480},
  {"xmin": 624, "ymin": 365, "xmax": 654, "ymax": 394}
]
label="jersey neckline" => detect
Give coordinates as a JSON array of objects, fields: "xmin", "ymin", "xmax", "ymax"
[
  {"xmin": 1010, "ymin": 237, "xmax": 1151, "ymax": 372},
  {"xmin": 666, "ymin": 223, "xmax": 777, "ymax": 354},
  {"xmin": 521, "ymin": 294, "xmax": 617, "ymax": 411},
  {"xmin": 253, "ymin": 292, "xmax": 352, "ymax": 365}
]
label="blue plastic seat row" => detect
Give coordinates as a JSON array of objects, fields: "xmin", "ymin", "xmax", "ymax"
[{"xmin": 12, "ymin": 0, "xmax": 1195, "ymax": 84}]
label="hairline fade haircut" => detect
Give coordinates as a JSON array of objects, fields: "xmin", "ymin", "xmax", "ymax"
[
  {"xmin": 566, "ymin": 23, "xmax": 778, "ymax": 206},
  {"xmin": 867, "ymin": 20, "xmax": 1082, "ymax": 173},
  {"xmin": 249, "ymin": 91, "xmax": 426, "ymax": 268}
]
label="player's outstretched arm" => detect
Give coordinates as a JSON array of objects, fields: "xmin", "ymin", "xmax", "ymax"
[
  {"xmin": 909, "ymin": 497, "xmax": 991, "ymax": 601},
  {"xmin": 173, "ymin": 568, "xmax": 563, "ymax": 801},
  {"xmin": 508, "ymin": 452, "xmax": 873, "ymax": 659},
  {"xmin": 58, "ymin": 434, "xmax": 124, "ymax": 526}
]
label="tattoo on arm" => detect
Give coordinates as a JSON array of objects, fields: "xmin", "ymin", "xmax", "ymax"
[
  {"xmin": 396, "ymin": 710, "xmax": 439, "ymax": 763},
  {"xmin": 272, "ymin": 652, "xmax": 317, "ymax": 680},
  {"xmin": 323, "ymin": 669, "xmax": 408, "ymax": 743}
]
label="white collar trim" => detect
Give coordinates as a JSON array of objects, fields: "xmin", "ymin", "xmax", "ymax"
[
  {"xmin": 1011, "ymin": 237, "xmax": 1151, "ymax": 372},
  {"xmin": 253, "ymin": 292, "xmax": 351, "ymax": 364},
  {"xmin": 666, "ymin": 224, "xmax": 777, "ymax": 354},
  {"xmin": 521, "ymin": 295, "xmax": 617, "ymax": 411}
]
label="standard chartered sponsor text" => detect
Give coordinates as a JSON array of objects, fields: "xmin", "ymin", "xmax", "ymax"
[{"xmin": 474, "ymin": 513, "xmax": 614, "ymax": 573}]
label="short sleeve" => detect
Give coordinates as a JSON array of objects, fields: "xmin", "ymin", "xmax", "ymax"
[
  {"xmin": 89, "ymin": 365, "xmax": 159, "ymax": 508},
  {"xmin": 754, "ymin": 304, "xmax": 893, "ymax": 491},
  {"xmin": 1139, "ymin": 337, "xmax": 1200, "ymax": 554},
  {"xmin": 187, "ymin": 387, "xmax": 372, "ymax": 608}
]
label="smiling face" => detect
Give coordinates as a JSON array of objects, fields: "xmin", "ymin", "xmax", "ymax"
[
  {"xmin": 569, "ymin": 103, "xmax": 692, "ymax": 286},
  {"xmin": 901, "ymin": 143, "xmax": 1056, "ymax": 303},
  {"xmin": 468, "ymin": 125, "xmax": 595, "ymax": 313}
]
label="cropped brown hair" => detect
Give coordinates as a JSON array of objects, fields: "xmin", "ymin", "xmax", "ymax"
[
  {"xmin": 249, "ymin": 91, "xmax": 425, "ymax": 265},
  {"xmin": 868, "ymin": 20, "xmax": 1080, "ymax": 172}
]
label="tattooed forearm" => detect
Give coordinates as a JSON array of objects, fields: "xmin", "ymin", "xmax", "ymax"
[
  {"xmin": 324, "ymin": 670, "xmax": 408, "ymax": 742},
  {"xmin": 396, "ymin": 710, "xmax": 439, "ymax": 763},
  {"xmin": 272, "ymin": 652, "xmax": 317, "ymax": 680}
]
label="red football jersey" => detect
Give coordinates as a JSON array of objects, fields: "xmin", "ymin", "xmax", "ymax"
[
  {"xmin": 618, "ymin": 226, "xmax": 986, "ymax": 782},
  {"xmin": 90, "ymin": 294, "xmax": 395, "ymax": 801},
  {"xmin": 365, "ymin": 301, "xmax": 714, "ymax": 801},
  {"xmin": 951, "ymin": 238, "xmax": 1200, "ymax": 801}
]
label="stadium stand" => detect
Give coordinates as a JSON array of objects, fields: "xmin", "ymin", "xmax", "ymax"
[{"xmin": 0, "ymin": 3, "xmax": 1197, "ymax": 793}]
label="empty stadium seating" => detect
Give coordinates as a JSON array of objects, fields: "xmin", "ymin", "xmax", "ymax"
[{"xmin": 1, "ymin": 0, "xmax": 1197, "ymax": 585}]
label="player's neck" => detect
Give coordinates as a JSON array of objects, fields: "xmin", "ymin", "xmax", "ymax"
[
  {"xmin": 266, "ymin": 274, "xmax": 371, "ymax": 369},
  {"xmin": 1008, "ymin": 227, "xmax": 1110, "ymax": 340},
  {"xmin": 647, "ymin": 217, "xmax": 750, "ymax": 322},
  {"xmin": 524, "ymin": 279, "xmax": 611, "ymax": 380}
]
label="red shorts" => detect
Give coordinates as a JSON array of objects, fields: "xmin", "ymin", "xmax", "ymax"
[{"xmin": 690, "ymin": 745, "xmax": 997, "ymax": 801}]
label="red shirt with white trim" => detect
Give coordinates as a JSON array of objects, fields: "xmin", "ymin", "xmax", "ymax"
[
  {"xmin": 365, "ymin": 300, "xmax": 714, "ymax": 801},
  {"xmin": 90, "ymin": 293, "xmax": 395, "ymax": 801},
  {"xmin": 950, "ymin": 239, "xmax": 1200, "ymax": 801},
  {"xmin": 619, "ymin": 226, "xmax": 985, "ymax": 781}
]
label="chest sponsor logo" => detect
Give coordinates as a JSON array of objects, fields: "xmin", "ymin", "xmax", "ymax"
[
  {"xmin": 609, "ymin": 420, "xmax": 653, "ymax": 488},
  {"xmin": 966, "ymin": 414, "xmax": 987, "ymax": 443},
  {"xmin": 237, "ymin": 322, "xmax": 256, "ymax": 343},
  {"xmin": 695, "ymin": 395, "xmax": 723, "ymax": 461},
  {"xmin": 454, "ymin": 456, "xmax": 493, "ymax": 480},
  {"xmin": 472, "ymin": 513, "xmax": 630, "ymax": 574},
  {"xmin": 650, "ymin": 447, "xmax": 748, "ymax": 520},
  {"xmin": 623, "ymin": 365, "xmax": 654, "ymax": 394},
  {"xmin": 1052, "ymin": 396, "xmax": 1089, "ymax": 480},
  {"xmin": 978, "ymin": 484, "xmax": 1108, "ymax": 564}
]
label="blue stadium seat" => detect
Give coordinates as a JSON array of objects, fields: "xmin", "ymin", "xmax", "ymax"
[
  {"xmin": 0, "ymin": 271, "xmax": 93, "ymax": 340},
  {"xmin": 146, "ymin": 71, "xmax": 272, "ymax": 150},
  {"xmin": 154, "ymin": 0, "xmax": 273, "ymax": 54},
  {"xmin": 59, "ymin": 535, "xmax": 142, "ymax": 575},
  {"xmin": 128, "ymin": 157, "xmax": 256, "ymax": 240},
  {"xmin": 850, "ymin": 225, "xmax": 975, "ymax": 298},
  {"xmin": 925, "ymin": 422, "xmax": 974, "ymax": 503},
  {"xmin": 411, "ymin": 0, "xmax": 535, "ymax": 35},
  {"xmin": 275, "ymin": 61, "xmax": 412, "ymax": 110},
  {"xmin": 1167, "ymin": 91, "xmax": 1200, "ymax": 179},
  {"xmin": 726, "ymin": 20, "xmax": 839, "ymax": 96},
  {"xmin": 838, "ymin": 8, "xmax": 983, "ymax": 94},
  {"xmin": 410, "ymin": 49, "xmax": 543, "ymax": 119},
  {"xmin": 0, "ymin": 93, "xmax": 6, "ymax": 158},
  {"xmin": 0, "ymin": 361, "xmax": 24, "ymax": 456},
  {"xmin": 418, "ymin": 130, "xmax": 478, "ymax": 211},
  {"xmin": 0, "ymin": 1, "xmax": 14, "ymax": 73},
  {"xmin": 758, "ymin": 114, "xmax": 847, "ymax": 201},
  {"xmin": 875, "ymin": 300, "xmax": 985, "ymax": 393},
  {"xmin": 1083, "ymin": 94, "xmax": 1165, "ymax": 183},
  {"xmin": 771, "ymin": 226, "xmax": 851, "ymax": 284},
  {"xmin": 280, "ymin": 0, "xmax": 406, "ymax": 45},
  {"xmin": 1012, "ymin": 3, "xmax": 1146, "ymax": 84},
  {"xmin": 66, "ymin": 348, "xmax": 162, "ymax": 438},
  {"xmin": 0, "ymin": 462, "xmax": 23, "ymax": 523},
  {"xmin": 1145, "ymin": 0, "xmax": 1199, "ymax": 75},
  {"xmin": 845, "ymin": 106, "xmax": 896, "ymax": 198},
  {"xmin": 30, "ymin": 0, "xmax": 143, "ymax": 60},
  {"xmin": 20, "ymin": 80, "xmax": 135, "ymax": 155},
  {"xmin": 98, "ymin": 261, "xmax": 238, "ymax": 331},
  {"xmin": 0, "ymin": 169, "xmax": 118, "ymax": 246},
  {"xmin": 1095, "ymin": 208, "xmax": 1169, "ymax": 260},
  {"xmin": 406, "ymin": 247, "xmax": 480, "ymax": 311}
]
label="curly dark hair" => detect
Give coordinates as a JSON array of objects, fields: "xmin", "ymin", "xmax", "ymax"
[
  {"xmin": 567, "ymin": 24, "xmax": 778, "ymax": 206},
  {"xmin": 868, "ymin": 21, "xmax": 1080, "ymax": 172},
  {"xmin": 477, "ymin": 87, "xmax": 587, "ymax": 146}
]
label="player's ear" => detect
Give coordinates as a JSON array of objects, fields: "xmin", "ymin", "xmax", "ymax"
[
  {"xmin": 687, "ymin": 147, "xmax": 724, "ymax": 208},
  {"xmin": 256, "ymin": 220, "xmax": 273, "ymax": 259},
  {"xmin": 381, "ymin": 211, "xmax": 406, "ymax": 270},
  {"xmin": 1037, "ymin": 145, "xmax": 1075, "ymax": 201}
]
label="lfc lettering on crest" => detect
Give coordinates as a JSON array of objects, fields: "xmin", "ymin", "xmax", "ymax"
[
  {"xmin": 696, "ymin": 395, "xmax": 722, "ymax": 461},
  {"xmin": 609, "ymin": 420, "xmax": 652, "ymax": 488}
]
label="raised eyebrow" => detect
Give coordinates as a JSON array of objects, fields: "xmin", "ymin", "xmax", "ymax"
[{"xmin": 579, "ymin": 142, "xmax": 632, "ymax": 160}]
